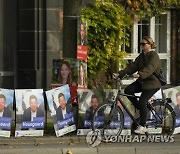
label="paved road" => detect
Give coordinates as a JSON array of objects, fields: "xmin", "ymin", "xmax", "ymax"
[{"xmin": 0, "ymin": 134, "xmax": 180, "ymax": 154}]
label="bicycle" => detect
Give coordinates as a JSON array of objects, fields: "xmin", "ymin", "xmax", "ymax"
[{"xmin": 92, "ymin": 75, "xmax": 175, "ymax": 136}]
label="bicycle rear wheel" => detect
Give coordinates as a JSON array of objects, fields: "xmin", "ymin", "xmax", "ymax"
[
  {"xmin": 146, "ymin": 101, "xmax": 175, "ymax": 135},
  {"xmin": 92, "ymin": 103, "xmax": 124, "ymax": 137}
]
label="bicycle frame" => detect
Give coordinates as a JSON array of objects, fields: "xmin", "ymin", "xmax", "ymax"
[
  {"xmin": 115, "ymin": 89, "xmax": 167, "ymax": 127},
  {"xmin": 116, "ymin": 90, "xmax": 140, "ymax": 126}
]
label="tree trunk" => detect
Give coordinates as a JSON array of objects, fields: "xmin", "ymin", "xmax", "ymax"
[{"xmin": 63, "ymin": 0, "xmax": 81, "ymax": 58}]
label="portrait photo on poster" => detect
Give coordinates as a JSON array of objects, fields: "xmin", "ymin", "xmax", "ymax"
[
  {"xmin": 77, "ymin": 89, "xmax": 104, "ymax": 135},
  {"xmin": 15, "ymin": 89, "xmax": 45, "ymax": 137},
  {"xmin": 77, "ymin": 19, "xmax": 88, "ymax": 62},
  {"xmin": 51, "ymin": 59, "xmax": 79, "ymax": 87},
  {"xmin": 46, "ymin": 85, "xmax": 76, "ymax": 137},
  {"xmin": 0, "ymin": 88, "xmax": 14, "ymax": 137},
  {"xmin": 78, "ymin": 61, "xmax": 87, "ymax": 89},
  {"xmin": 77, "ymin": 89, "xmax": 132, "ymax": 135},
  {"xmin": 77, "ymin": 20, "xmax": 87, "ymax": 46}
]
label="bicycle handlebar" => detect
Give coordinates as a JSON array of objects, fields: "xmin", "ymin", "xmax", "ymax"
[
  {"xmin": 112, "ymin": 73, "xmax": 133, "ymax": 80},
  {"xmin": 112, "ymin": 73, "xmax": 134, "ymax": 89}
]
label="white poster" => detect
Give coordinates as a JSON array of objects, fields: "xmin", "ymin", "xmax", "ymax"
[
  {"xmin": 15, "ymin": 89, "xmax": 45, "ymax": 137},
  {"xmin": 46, "ymin": 84, "xmax": 76, "ymax": 137},
  {"xmin": 0, "ymin": 88, "xmax": 14, "ymax": 137},
  {"xmin": 77, "ymin": 89, "xmax": 131, "ymax": 135}
]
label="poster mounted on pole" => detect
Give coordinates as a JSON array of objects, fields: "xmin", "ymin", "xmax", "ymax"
[
  {"xmin": 77, "ymin": 19, "xmax": 88, "ymax": 62},
  {"xmin": 51, "ymin": 58, "xmax": 79, "ymax": 104}
]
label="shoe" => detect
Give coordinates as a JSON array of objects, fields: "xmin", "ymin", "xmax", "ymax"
[
  {"xmin": 134, "ymin": 110, "xmax": 140, "ymax": 119},
  {"xmin": 134, "ymin": 125, "xmax": 147, "ymax": 134}
]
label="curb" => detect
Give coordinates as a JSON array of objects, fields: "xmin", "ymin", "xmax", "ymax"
[
  {"xmin": 0, "ymin": 134, "xmax": 179, "ymax": 145},
  {"xmin": 0, "ymin": 136, "xmax": 85, "ymax": 145}
]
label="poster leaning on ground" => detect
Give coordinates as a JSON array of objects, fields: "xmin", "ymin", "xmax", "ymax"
[
  {"xmin": 0, "ymin": 88, "xmax": 14, "ymax": 137},
  {"xmin": 163, "ymin": 86, "xmax": 180, "ymax": 134},
  {"xmin": 46, "ymin": 84, "xmax": 76, "ymax": 137},
  {"xmin": 15, "ymin": 89, "xmax": 45, "ymax": 137},
  {"xmin": 77, "ymin": 88, "xmax": 131, "ymax": 135}
]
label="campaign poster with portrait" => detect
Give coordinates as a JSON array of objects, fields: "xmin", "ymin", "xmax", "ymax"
[
  {"xmin": 77, "ymin": 89, "xmax": 131, "ymax": 135},
  {"xmin": 51, "ymin": 58, "xmax": 79, "ymax": 104},
  {"xmin": 163, "ymin": 86, "xmax": 180, "ymax": 134},
  {"xmin": 15, "ymin": 89, "xmax": 45, "ymax": 137},
  {"xmin": 77, "ymin": 19, "xmax": 88, "ymax": 62},
  {"xmin": 46, "ymin": 84, "xmax": 76, "ymax": 137},
  {"xmin": 0, "ymin": 88, "xmax": 14, "ymax": 137},
  {"xmin": 78, "ymin": 61, "xmax": 87, "ymax": 89}
]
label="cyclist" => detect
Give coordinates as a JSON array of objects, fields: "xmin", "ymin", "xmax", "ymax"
[{"xmin": 116, "ymin": 36, "xmax": 162, "ymax": 134}]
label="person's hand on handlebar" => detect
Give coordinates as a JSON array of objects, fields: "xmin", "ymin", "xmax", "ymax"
[
  {"xmin": 113, "ymin": 72, "xmax": 140, "ymax": 79},
  {"xmin": 133, "ymin": 73, "xmax": 140, "ymax": 78},
  {"xmin": 112, "ymin": 73, "xmax": 119, "ymax": 79}
]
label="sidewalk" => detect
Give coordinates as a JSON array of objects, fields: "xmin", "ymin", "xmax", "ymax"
[
  {"xmin": 0, "ymin": 134, "xmax": 180, "ymax": 154},
  {"xmin": 5, "ymin": 111, "xmax": 180, "ymax": 153}
]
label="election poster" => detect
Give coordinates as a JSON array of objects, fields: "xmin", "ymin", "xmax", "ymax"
[
  {"xmin": 15, "ymin": 89, "xmax": 45, "ymax": 137},
  {"xmin": 77, "ymin": 88, "xmax": 131, "ymax": 135},
  {"xmin": 78, "ymin": 61, "xmax": 87, "ymax": 89},
  {"xmin": 77, "ymin": 19, "xmax": 88, "ymax": 62},
  {"xmin": 163, "ymin": 86, "xmax": 180, "ymax": 134},
  {"xmin": 104, "ymin": 89, "xmax": 131, "ymax": 135},
  {"xmin": 51, "ymin": 58, "xmax": 79, "ymax": 104},
  {"xmin": 0, "ymin": 88, "xmax": 14, "ymax": 137},
  {"xmin": 46, "ymin": 84, "xmax": 76, "ymax": 137}
]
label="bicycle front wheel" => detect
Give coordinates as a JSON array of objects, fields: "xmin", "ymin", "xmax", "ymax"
[
  {"xmin": 146, "ymin": 101, "xmax": 175, "ymax": 135},
  {"xmin": 92, "ymin": 103, "xmax": 124, "ymax": 137}
]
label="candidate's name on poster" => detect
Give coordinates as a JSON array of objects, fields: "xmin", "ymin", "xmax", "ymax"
[
  {"xmin": 21, "ymin": 117, "xmax": 45, "ymax": 129},
  {"xmin": 57, "ymin": 112, "xmax": 74, "ymax": 129},
  {"xmin": 0, "ymin": 117, "xmax": 12, "ymax": 130}
]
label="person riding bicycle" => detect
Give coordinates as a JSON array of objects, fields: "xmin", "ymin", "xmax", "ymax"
[{"xmin": 116, "ymin": 36, "xmax": 162, "ymax": 134}]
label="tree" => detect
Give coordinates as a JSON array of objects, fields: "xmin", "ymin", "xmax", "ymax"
[
  {"xmin": 63, "ymin": 0, "xmax": 82, "ymax": 58},
  {"xmin": 123, "ymin": 0, "xmax": 180, "ymax": 19},
  {"xmin": 81, "ymin": 0, "xmax": 130, "ymax": 88},
  {"xmin": 81, "ymin": 0, "xmax": 180, "ymax": 88}
]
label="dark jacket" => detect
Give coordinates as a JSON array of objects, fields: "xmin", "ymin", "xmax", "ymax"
[
  {"xmin": 22, "ymin": 107, "xmax": 44, "ymax": 122},
  {"xmin": 84, "ymin": 106, "xmax": 104, "ymax": 121},
  {"xmin": 119, "ymin": 51, "xmax": 161, "ymax": 90},
  {"xmin": 2, "ymin": 107, "xmax": 12, "ymax": 118},
  {"xmin": 56, "ymin": 103, "xmax": 73, "ymax": 121},
  {"xmin": 174, "ymin": 105, "xmax": 180, "ymax": 119}
]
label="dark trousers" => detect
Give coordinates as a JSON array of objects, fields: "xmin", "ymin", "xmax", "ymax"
[{"xmin": 124, "ymin": 80, "xmax": 159, "ymax": 126}]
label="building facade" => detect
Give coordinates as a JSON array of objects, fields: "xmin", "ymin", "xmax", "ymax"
[{"xmin": 0, "ymin": 0, "xmax": 179, "ymax": 90}]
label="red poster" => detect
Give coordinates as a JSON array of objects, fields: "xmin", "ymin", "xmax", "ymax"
[{"xmin": 77, "ymin": 45, "xmax": 88, "ymax": 62}]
